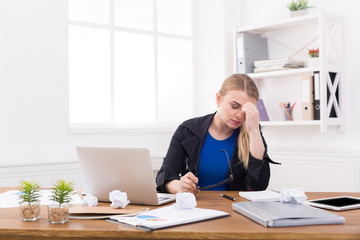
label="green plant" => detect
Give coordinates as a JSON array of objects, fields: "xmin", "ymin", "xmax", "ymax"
[
  {"xmin": 308, "ymin": 48, "xmax": 319, "ymax": 58},
  {"xmin": 18, "ymin": 179, "xmax": 41, "ymax": 205},
  {"xmin": 287, "ymin": 0, "xmax": 312, "ymax": 11},
  {"xmin": 50, "ymin": 179, "xmax": 74, "ymax": 206}
]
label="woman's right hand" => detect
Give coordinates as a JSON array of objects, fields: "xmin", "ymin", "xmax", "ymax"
[
  {"xmin": 165, "ymin": 172, "xmax": 199, "ymax": 194},
  {"xmin": 179, "ymin": 172, "xmax": 199, "ymax": 194}
]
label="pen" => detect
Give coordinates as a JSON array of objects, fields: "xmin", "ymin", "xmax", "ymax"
[{"xmin": 220, "ymin": 193, "xmax": 235, "ymax": 201}]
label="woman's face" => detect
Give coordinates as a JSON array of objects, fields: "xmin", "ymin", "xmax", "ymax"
[{"xmin": 216, "ymin": 90, "xmax": 257, "ymax": 129}]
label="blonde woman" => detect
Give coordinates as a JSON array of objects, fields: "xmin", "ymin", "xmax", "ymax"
[{"xmin": 156, "ymin": 74, "xmax": 276, "ymax": 194}]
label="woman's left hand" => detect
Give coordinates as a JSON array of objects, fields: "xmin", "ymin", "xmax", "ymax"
[{"xmin": 241, "ymin": 102, "xmax": 260, "ymax": 134}]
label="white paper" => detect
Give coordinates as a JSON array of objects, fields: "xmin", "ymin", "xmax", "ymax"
[
  {"xmin": 280, "ymin": 186, "xmax": 307, "ymax": 204},
  {"xmin": 82, "ymin": 194, "xmax": 98, "ymax": 207},
  {"xmin": 175, "ymin": 192, "xmax": 197, "ymax": 209},
  {"xmin": 239, "ymin": 190, "xmax": 281, "ymax": 202},
  {"xmin": 109, "ymin": 190, "xmax": 129, "ymax": 209}
]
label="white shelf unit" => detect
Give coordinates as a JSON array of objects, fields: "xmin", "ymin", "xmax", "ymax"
[{"xmin": 235, "ymin": 11, "xmax": 344, "ymax": 132}]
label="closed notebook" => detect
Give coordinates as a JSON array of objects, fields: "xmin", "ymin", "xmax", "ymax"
[
  {"xmin": 232, "ymin": 201, "xmax": 345, "ymax": 227},
  {"xmin": 69, "ymin": 206, "xmax": 149, "ymax": 220}
]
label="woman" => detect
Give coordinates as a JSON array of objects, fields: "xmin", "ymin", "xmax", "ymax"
[{"xmin": 156, "ymin": 74, "xmax": 276, "ymax": 194}]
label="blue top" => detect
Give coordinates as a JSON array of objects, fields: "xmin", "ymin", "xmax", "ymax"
[{"xmin": 197, "ymin": 130, "xmax": 237, "ymax": 191}]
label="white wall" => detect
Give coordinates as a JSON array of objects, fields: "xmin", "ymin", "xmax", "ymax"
[
  {"xmin": 195, "ymin": 0, "xmax": 242, "ymax": 115},
  {"xmin": 0, "ymin": 0, "xmax": 359, "ymax": 191},
  {"xmin": 0, "ymin": 0, "xmax": 173, "ymax": 186}
]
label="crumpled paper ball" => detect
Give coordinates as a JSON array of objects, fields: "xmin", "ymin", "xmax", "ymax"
[
  {"xmin": 280, "ymin": 186, "xmax": 307, "ymax": 204},
  {"xmin": 82, "ymin": 194, "xmax": 98, "ymax": 207},
  {"xmin": 109, "ymin": 190, "xmax": 130, "ymax": 209},
  {"xmin": 175, "ymin": 192, "xmax": 197, "ymax": 209}
]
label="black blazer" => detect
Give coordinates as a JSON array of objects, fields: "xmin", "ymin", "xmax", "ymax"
[{"xmin": 156, "ymin": 113, "xmax": 277, "ymax": 193}]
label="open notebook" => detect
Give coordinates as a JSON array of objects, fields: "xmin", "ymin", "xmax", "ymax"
[{"xmin": 77, "ymin": 147, "xmax": 175, "ymax": 206}]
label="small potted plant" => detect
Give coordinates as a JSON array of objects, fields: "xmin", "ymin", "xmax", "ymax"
[
  {"xmin": 287, "ymin": 0, "xmax": 313, "ymax": 17},
  {"xmin": 48, "ymin": 179, "xmax": 74, "ymax": 224},
  {"xmin": 18, "ymin": 179, "xmax": 41, "ymax": 221},
  {"xmin": 308, "ymin": 48, "xmax": 319, "ymax": 67}
]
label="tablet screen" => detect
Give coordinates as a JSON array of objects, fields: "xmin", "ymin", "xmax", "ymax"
[{"xmin": 310, "ymin": 197, "xmax": 360, "ymax": 207}]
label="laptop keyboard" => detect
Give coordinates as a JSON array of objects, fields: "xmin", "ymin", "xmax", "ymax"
[{"xmin": 158, "ymin": 196, "xmax": 170, "ymax": 202}]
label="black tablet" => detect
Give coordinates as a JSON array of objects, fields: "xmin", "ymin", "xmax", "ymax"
[{"xmin": 306, "ymin": 196, "xmax": 360, "ymax": 211}]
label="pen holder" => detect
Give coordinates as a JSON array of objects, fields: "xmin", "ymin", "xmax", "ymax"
[{"xmin": 283, "ymin": 107, "xmax": 293, "ymax": 121}]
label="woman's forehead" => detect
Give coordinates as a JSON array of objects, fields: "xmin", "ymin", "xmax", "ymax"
[{"xmin": 222, "ymin": 90, "xmax": 255, "ymax": 103}]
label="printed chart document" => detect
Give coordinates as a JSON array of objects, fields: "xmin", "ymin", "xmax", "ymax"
[
  {"xmin": 108, "ymin": 205, "xmax": 229, "ymax": 231},
  {"xmin": 239, "ymin": 190, "xmax": 281, "ymax": 202},
  {"xmin": 232, "ymin": 201, "xmax": 345, "ymax": 227}
]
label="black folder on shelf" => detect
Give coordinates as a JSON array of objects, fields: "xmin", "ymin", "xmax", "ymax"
[
  {"xmin": 232, "ymin": 201, "xmax": 345, "ymax": 227},
  {"xmin": 313, "ymin": 71, "xmax": 320, "ymax": 120}
]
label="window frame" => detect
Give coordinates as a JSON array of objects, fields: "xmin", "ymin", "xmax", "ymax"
[{"xmin": 68, "ymin": 0, "xmax": 197, "ymax": 133}]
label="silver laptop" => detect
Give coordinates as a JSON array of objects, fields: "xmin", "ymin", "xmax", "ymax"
[{"xmin": 77, "ymin": 147, "xmax": 175, "ymax": 206}]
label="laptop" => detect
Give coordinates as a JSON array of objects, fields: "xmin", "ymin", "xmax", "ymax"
[{"xmin": 76, "ymin": 147, "xmax": 176, "ymax": 206}]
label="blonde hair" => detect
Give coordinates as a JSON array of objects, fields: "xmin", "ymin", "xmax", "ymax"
[{"xmin": 218, "ymin": 74, "xmax": 259, "ymax": 170}]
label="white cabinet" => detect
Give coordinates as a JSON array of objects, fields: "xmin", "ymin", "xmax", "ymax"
[{"xmin": 235, "ymin": 11, "xmax": 344, "ymax": 132}]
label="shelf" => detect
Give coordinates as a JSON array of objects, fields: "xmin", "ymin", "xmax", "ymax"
[
  {"xmin": 235, "ymin": 10, "xmax": 343, "ymax": 133},
  {"xmin": 260, "ymin": 120, "xmax": 321, "ymax": 126},
  {"xmin": 248, "ymin": 67, "xmax": 319, "ymax": 80},
  {"xmin": 236, "ymin": 14, "xmax": 318, "ymax": 35}
]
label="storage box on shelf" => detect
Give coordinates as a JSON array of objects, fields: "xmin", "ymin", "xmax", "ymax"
[{"xmin": 234, "ymin": 11, "xmax": 343, "ymax": 132}]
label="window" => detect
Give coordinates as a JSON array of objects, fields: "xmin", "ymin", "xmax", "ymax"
[{"xmin": 68, "ymin": 0, "xmax": 194, "ymax": 129}]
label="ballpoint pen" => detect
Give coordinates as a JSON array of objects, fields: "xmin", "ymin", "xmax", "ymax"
[{"xmin": 220, "ymin": 193, "xmax": 235, "ymax": 201}]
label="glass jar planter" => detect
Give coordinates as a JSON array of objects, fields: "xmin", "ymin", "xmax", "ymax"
[
  {"xmin": 308, "ymin": 57, "xmax": 320, "ymax": 68},
  {"xmin": 290, "ymin": 9, "xmax": 308, "ymax": 17},
  {"xmin": 48, "ymin": 203, "xmax": 69, "ymax": 224},
  {"xmin": 19, "ymin": 201, "xmax": 41, "ymax": 221}
]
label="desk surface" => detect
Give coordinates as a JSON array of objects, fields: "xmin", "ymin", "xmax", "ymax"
[{"xmin": 1, "ymin": 187, "xmax": 359, "ymax": 240}]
